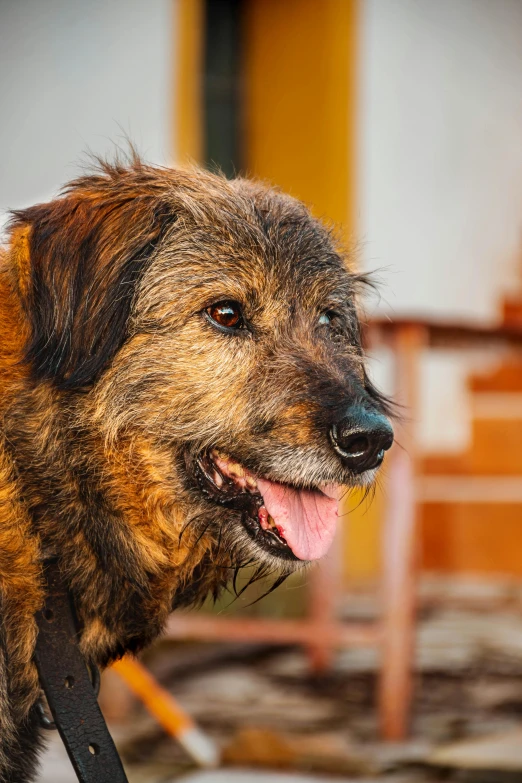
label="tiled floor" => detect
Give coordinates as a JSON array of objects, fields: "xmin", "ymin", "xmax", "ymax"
[{"xmin": 38, "ymin": 734, "xmax": 74, "ymax": 783}]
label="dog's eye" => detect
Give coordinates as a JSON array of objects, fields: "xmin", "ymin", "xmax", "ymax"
[
  {"xmin": 318, "ymin": 310, "xmax": 336, "ymax": 326},
  {"xmin": 206, "ymin": 301, "xmax": 244, "ymax": 331},
  {"xmin": 318, "ymin": 310, "xmax": 345, "ymax": 341}
]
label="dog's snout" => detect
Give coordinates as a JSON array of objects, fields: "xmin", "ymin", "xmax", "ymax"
[{"xmin": 330, "ymin": 407, "xmax": 393, "ymax": 473}]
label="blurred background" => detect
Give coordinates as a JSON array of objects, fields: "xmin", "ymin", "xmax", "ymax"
[{"xmin": 3, "ymin": 1, "xmax": 522, "ymax": 781}]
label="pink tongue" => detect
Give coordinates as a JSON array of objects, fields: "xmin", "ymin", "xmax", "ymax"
[{"xmin": 256, "ymin": 479, "xmax": 339, "ymax": 561}]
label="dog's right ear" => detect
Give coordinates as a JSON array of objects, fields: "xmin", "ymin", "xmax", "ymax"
[{"xmin": 9, "ymin": 162, "xmax": 174, "ymax": 390}]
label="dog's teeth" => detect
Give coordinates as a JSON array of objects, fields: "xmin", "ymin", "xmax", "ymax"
[
  {"xmin": 213, "ymin": 471, "xmax": 223, "ymax": 488},
  {"xmin": 276, "ymin": 524, "xmax": 287, "ymax": 541},
  {"xmin": 259, "ymin": 507, "xmax": 278, "ymax": 532},
  {"xmin": 246, "ymin": 476, "xmax": 257, "ymax": 491},
  {"xmin": 258, "ymin": 505, "xmax": 269, "ymax": 529}
]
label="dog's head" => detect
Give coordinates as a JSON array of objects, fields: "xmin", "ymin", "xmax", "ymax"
[{"xmin": 9, "ymin": 156, "xmax": 393, "ymax": 572}]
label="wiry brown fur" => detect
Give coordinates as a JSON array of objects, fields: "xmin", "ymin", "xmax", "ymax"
[{"xmin": 0, "ymin": 154, "xmax": 390, "ymax": 781}]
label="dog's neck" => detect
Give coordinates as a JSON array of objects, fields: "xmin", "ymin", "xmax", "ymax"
[
  {"xmin": 0, "ymin": 369, "xmax": 211, "ymax": 669},
  {"xmin": 10, "ymin": 418, "xmax": 217, "ymax": 659}
]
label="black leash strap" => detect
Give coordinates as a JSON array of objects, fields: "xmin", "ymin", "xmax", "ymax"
[{"xmin": 34, "ymin": 560, "xmax": 128, "ymax": 783}]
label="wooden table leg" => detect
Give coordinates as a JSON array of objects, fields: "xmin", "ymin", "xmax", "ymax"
[
  {"xmin": 378, "ymin": 324, "xmax": 425, "ymax": 740},
  {"xmin": 306, "ymin": 529, "xmax": 343, "ymax": 673},
  {"xmin": 379, "ymin": 447, "xmax": 417, "ymax": 740}
]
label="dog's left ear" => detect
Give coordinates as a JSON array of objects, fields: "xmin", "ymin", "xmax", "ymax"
[{"xmin": 9, "ymin": 163, "xmax": 174, "ymax": 390}]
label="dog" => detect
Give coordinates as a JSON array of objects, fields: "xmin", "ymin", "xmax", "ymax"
[{"xmin": 0, "ymin": 153, "xmax": 393, "ymax": 781}]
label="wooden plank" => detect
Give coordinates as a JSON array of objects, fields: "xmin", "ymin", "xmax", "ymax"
[
  {"xmin": 471, "ymin": 392, "xmax": 522, "ymax": 418},
  {"xmin": 418, "ymin": 476, "xmax": 522, "ymax": 503},
  {"xmin": 470, "ymin": 360, "xmax": 522, "ymax": 391},
  {"xmin": 370, "ymin": 318, "xmax": 522, "ymax": 348},
  {"xmin": 469, "ymin": 418, "xmax": 522, "ymax": 474},
  {"xmin": 112, "ymin": 658, "xmax": 219, "ymax": 767},
  {"xmin": 164, "ymin": 615, "xmax": 382, "ymax": 648}
]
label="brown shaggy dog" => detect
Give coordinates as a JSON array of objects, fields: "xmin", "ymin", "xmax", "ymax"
[{"xmin": 0, "ymin": 155, "xmax": 392, "ymax": 781}]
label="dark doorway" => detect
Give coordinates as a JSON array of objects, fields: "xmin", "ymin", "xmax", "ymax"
[{"xmin": 203, "ymin": 0, "xmax": 244, "ymax": 178}]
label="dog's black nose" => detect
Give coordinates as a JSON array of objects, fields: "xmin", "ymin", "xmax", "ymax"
[{"xmin": 330, "ymin": 407, "xmax": 394, "ymax": 473}]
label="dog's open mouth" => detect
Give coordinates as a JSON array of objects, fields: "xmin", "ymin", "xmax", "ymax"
[{"xmin": 194, "ymin": 450, "xmax": 343, "ymax": 561}]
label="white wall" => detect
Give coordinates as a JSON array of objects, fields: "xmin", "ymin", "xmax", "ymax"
[
  {"xmin": 359, "ymin": 0, "xmax": 522, "ymax": 324},
  {"xmin": 0, "ymin": 0, "xmax": 175, "ymax": 233}
]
